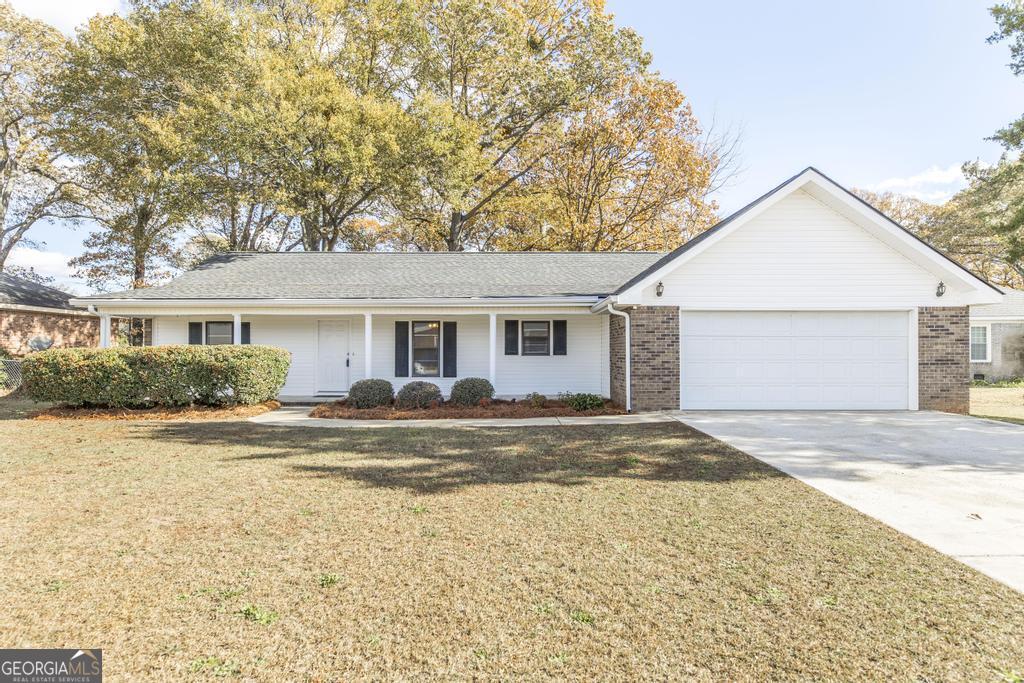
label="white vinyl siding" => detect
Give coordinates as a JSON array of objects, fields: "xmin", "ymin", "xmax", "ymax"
[
  {"xmin": 636, "ymin": 190, "xmax": 944, "ymax": 309},
  {"xmin": 680, "ymin": 311, "xmax": 910, "ymax": 410},
  {"xmin": 131, "ymin": 311, "xmax": 607, "ymax": 398}
]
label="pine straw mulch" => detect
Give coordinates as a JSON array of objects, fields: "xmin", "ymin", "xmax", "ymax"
[
  {"xmin": 310, "ymin": 398, "xmax": 625, "ymax": 420},
  {"xmin": 31, "ymin": 400, "xmax": 280, "ymax": 421}
]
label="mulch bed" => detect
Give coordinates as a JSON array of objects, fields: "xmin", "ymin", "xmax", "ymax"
[
  {"xmin": 310, "ymin": 398, "xmax": 625, "ymax": 420},
  {"xmin": 31, "ymin": 400, "xmax": 281, "ymax": 421}
]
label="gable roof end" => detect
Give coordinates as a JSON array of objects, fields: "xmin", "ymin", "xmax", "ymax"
[{"xmin": 612, "ymin": 166, "xmax": 1003, "ymax": 302}]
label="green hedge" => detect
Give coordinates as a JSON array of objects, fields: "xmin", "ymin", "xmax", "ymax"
[{"xmin": 21, "ymin": 345, "xmax": 291, "ymax": 408}]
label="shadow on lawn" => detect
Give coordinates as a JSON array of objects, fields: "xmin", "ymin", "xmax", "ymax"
[{"xmin": 144, "ymin": 421, "xmax": 784, "ymax": 494}]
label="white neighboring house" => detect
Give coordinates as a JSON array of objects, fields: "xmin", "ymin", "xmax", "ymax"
[
  {"xmin": 969, "ymin": 289, "xmax": 1024, "ymax": 381},
  {"xmin": 74, "ymin": 168, "xmax": 1003, "ymax": 412}
]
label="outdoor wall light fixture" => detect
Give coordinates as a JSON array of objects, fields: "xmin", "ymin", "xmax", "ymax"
[
  {"xmin": 936, "ymin": 281, "xmax": 946, "ymax": 297},
  {"xmin": 656, "ymin": 281, "xmax": 665, "ymax": 297}
]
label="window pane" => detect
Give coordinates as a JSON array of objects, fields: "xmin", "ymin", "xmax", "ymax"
[
  {"xmin": 206, "ymin": 322, "xmax": 233, "ymax": 345},
  {"xmin": 970, "ymin": 327, "xmax": 988, "ymax": 361},
  {"xmin": 412, "ymin": 321, "xmax": 440, "ymax": 376},
  {"xmin": 522, "ymin": 321, "xmax": 550, "ymax": 355}
]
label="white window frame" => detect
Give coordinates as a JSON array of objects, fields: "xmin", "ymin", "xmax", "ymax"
[
  {"xmin": 970, "ymin": 323, "xmax": 991, "ymax": 363},
  {"xmin": 410, "ymin": 320, "xmax": 442, "ymax": 377},
  {"xmin": 520, "ymin": 320, "xmax": 552, "ymax": 356}
]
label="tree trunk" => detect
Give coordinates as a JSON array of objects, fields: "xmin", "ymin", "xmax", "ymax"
[{"xmin": 446, "ymin": 211, "xmax": 465, "ymax": 251}]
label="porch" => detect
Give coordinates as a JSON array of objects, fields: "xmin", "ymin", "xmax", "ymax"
[{"xmin": 97, "ymin": 309, "xmax": 611, "ymax": 401}]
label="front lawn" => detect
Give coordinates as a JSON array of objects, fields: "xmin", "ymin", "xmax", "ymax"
[
  {"xmin": 0, "ymin": 396, "xmax": 1021, "ymax": 680},
  {"xmin": 971, "ymin": 386, "xmax": 1024, "ymax": 425}
]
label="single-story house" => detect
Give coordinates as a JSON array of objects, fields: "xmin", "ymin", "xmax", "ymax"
[
  {"xmin": 969, "ymin": 289, "xmax": 1024, "ymax": 381},
  {"xmin": 1, "ymin": 272, "xmax": 98, "ymax": 356},
  {"xmin": 74, "ymin": 168, "xmax": 1003, "ymax": 413}
]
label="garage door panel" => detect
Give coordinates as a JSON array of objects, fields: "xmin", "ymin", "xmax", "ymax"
[{"xmin": 680, "ymin": 311, "xmax": 909, "ymax": 410}]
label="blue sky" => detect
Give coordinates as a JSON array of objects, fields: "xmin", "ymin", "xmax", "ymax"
[{"xmin": 7, "ymin": 0, "xmax": 1023, "ymax": 291}]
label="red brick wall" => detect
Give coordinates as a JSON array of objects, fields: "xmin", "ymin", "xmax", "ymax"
[
  {"xmin": 608, "ymin": 306, "xmax": 680, "ymax": 412},
  {"xmin": 918, "ymin": 306, "xmax": 969, "ymax": 414},
  {"xmin": 0, "ymin": 309, "xmax": 99, "ymax": 356}
]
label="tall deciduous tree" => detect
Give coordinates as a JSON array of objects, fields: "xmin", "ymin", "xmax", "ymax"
[
  {"xmin": 493, "ymin": 73, "xmax": 719, "ymax": 251},
  {"xmin": 224, "ymin": 0, "xmax": 430, "ymax": 252},
  {"xmin": 389, "ymin": 0, "xmax": 649, "ymax": 251},
  {"xmin": 49, "ymin": 0, "xmax": 244, "ymax": 289},
  {"xmin": 0, "ymin": 4, "xmax": 81, "ymax": 270}
]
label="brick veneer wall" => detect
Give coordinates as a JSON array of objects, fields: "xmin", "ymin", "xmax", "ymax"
[
  {"xmin": 0, "ymin": 309, "xmax": 99, "ymax": 356},
  {"xmin": 918, "ymin": 306, "xmax": 969, "ymax": 414},
  {"xmin": 609, "ymin": 313, "xmax": 627, "ymax": 407},
  {"xmin": 608, "ymin": 306, "xmax": 680, "ymax": 412}
]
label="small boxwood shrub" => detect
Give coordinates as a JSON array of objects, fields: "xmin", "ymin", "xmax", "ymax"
[
  {"xmin": 449, "ymin": 377, "xmax": 495, "ymax": 406},
  {"xmin": 560, "ymin": 392, "xmax": 605, "ymax": 412},
  {"xmin": 524, "ymin": 392, "xmax": 547, "ymax": 408},
  {"xmin": 347, "ymin": 378, "xmax": 394, "ymax": 408},
  {"xmin": 395, "ymin": 381, "xmax": 442, "ymax": 408},
  {"xmin": 21, "ymin": 345, "xmax": 291, "ymax": 408}
]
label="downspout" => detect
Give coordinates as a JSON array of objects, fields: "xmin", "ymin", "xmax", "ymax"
[{"xmin": 607, "ymin": 302, "xmax": 631, "ymax": 413}]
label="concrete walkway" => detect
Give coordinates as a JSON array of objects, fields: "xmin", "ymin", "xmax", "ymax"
[
  {"xmin": 675, "ymin": 410, "xmax": 1024, "ymax": 593},
  {"xmin": 250, "ymin": 405, "xmax": 679, "ymax": 429}
]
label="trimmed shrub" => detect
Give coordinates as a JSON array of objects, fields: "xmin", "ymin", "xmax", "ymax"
[
  {"xmin": 21, "ymin": 345, "xmax": 291, "ymax": 408},
  {"xmin": 347, "ymin": 378, "xmax": 394, "ymax": 408},
  {"xmin": 524, "ymin": 392, "xmax": 547, "ymax": 408},
  {"xmin": 449, "ymin": 377, "xmax": 495, "ymax": 406},
  {"xmin": 560, "ymin": 392, "xmax": 605, "ymax": 412},
  {"xmin": 395, "ymin": 381, "xmax": 442, "ymax": 409}
]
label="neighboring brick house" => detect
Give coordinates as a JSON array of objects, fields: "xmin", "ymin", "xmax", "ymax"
[
  {"xmin": 76, "ymin": 168, "xmax": 1002, "ymax": 414},
  {"xmin": 1, "ymin": 273, "xmax": 98, "ymax": 356}
]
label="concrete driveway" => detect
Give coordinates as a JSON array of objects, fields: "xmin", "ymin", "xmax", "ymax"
[{"xmin": 674, "ymin": 411, "xmax": 1024, "ymax": 593}]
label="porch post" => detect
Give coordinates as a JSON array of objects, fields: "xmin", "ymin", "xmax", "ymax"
[
  {"xmin": 99, "ymin": 314, "xmax": 111, "ymax": 348},
  {"xmin": 232, "ymin": 313, "xmax": 242, "ymax": 345},
  {"xmin": 488, "ymin": 313, "xmax": 496, "ymax": 388},
  {"xmin": 364, "ymin": 312, "xmax": 373, "ymax": 379}
]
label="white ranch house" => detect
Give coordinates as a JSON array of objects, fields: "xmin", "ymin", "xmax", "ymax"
[{"xmin": 76, "ymin": 168, "xmax": 1003, "ymax": 412}]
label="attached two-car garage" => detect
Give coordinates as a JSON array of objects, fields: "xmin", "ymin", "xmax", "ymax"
[{"xmin": 679, "ymin": 311, "xmax": 911, "ymax": 410}]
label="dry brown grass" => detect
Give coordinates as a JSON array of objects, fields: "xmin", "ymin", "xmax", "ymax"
[
  {"xmin": 0, "ymin": 396, "xmax": 1022, "ymax": 680},
  {"xmin": 310, "ymin": 398, "xmax": 623, "ymax": 420},
  {"xmin": 31, "ymin": 400, "xmax": 280, "ymax": 422},
  {"xmin": 972, "ymin": 386, "xmax": 1024, "ymax": 426}
]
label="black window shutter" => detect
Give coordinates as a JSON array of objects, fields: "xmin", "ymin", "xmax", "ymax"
[
  {"xmin": 504, "ymin": 320, "xmax": 519, "ymax": 355},
  {"xmin": 442, "ymin": 321, "xmax": 457, "ymax": 377},
  {"xmin": 188, "ymin": 322, "xmax": 202, "ymax": 345},
  {"xmin": 552, "ymin": 320, "xmax": 567, "ymax": 355},
  {"xmin": 241, "ymin": 322, "xmax": 251, "ymax": 345},
  {"xmin": 394, "ymin": 321, "xmax": 409, "ymax": 377}
]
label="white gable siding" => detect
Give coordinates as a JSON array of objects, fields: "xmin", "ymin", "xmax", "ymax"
[{"xmin": 632, "ymin": 190, "xmax": 955, "ymax": 309}]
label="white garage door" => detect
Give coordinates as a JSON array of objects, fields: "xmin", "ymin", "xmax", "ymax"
[{"xmin": 680, "ymin": 311, "xmax": 910, "ymax": 410}]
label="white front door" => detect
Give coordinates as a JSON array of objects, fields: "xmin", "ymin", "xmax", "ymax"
[
  {"xmin": 680, "ymin": 311, "xmax": 910, "ymax": 410},
  {"xmin": 317, "ymin": 320, "xmax": 350, "ymax": 394}
]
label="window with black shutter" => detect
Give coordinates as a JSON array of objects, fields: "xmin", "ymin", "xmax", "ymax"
[
  {"xmin": 395, "ymin": 321, "xmax": 410, "ymax": 376},
  {"xmin": 442, "ymin": 322, "xmax": 457, "ymax": 377},
  {"xmin": 504, "ymin": 320, "xmax": 519, "ymax": 355},
  {"xmin": 552, "ymin": 320, "xmax": 567, "ymax": 355},
  {"xmin": 188, "ymin": 322, "xmax": 203, "ymax": 345}
]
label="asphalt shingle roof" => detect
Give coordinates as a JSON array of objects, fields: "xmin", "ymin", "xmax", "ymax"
[
  {"xmin": 972, "ymin": 289, "xmax": 1024, "ymax": 318},
  {"xmin": 0, "ymin": 272, "xmax": 77, "ymax": 310},
  {"xmin": 80, "ymin": 252, "xmax": 667, "ymax": 300}
]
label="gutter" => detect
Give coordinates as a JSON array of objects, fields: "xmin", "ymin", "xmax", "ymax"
[
  {"xmin": 607, "ymin": 301, "xmax": 631, "ymax": 413},
  {"xmin": 0, "ymin": 303, "xmax": 96, "ymax": 317},
  {"xmin": 69, "ymin": 295, "xmax": 603, "ymax": 308}
]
